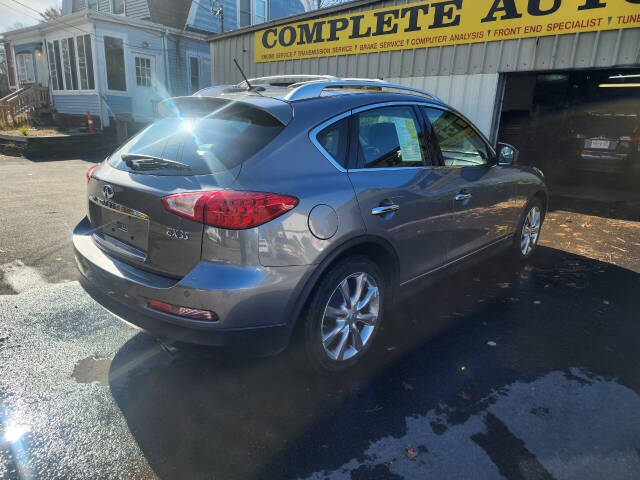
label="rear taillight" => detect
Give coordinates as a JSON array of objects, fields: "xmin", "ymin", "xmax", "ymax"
[
  {"xmin": 147, "ymin": 299, "xmax": 218, "ymax": 322},
  {"xmin": 86, "ymin": 164, "xmax": 98, "ymax": 184},
  {"xmin": 162, "ymin": 190, "xmax": 298, "ymax": 230}
]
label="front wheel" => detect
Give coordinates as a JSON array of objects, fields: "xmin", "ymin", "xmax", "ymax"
[
  {"xmin": 303, "ymin": 256, "xmax": 385, "ymax": 372},
  {"xmin": 514, "ymin": 199, "xmax": 544, "ymax": 260}
]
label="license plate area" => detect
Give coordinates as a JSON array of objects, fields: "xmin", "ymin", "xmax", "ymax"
[
  {"xmin": 589, "ymin": 139, "xmax": 611, "ymax": 149},
  {"xmin": 89, "ymin": 196, "xmax": 149, "ymax": 254}
]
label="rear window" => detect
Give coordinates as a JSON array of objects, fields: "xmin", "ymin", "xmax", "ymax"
[
  {"xmin": 316, "ymin": 117, "xmax": 349, "ymax": 168},
  {"xmin": 571, "ymin": 115, "xmax": 637, "ymax": 138},
  {"xmin": 108, "ymin": 104, "xmax": 284, "ymax": 175}
]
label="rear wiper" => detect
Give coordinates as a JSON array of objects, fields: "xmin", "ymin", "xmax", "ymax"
[{"xmin": 121, "ymin": 154, "xmax": 192, "ymax": 172}]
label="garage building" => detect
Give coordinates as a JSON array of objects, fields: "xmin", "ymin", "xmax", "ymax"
[{"xmin": 208, "ymin": 0, "xmax": 640, "ymax": 185}]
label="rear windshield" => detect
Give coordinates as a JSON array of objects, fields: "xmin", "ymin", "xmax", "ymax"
[
  {"xmin": 108, "ymin": 104, "xmax": 285, "ymax": 175},
  {"xmin": 571, "ymin": 115, "xmax": 637, "ymax": 138}
]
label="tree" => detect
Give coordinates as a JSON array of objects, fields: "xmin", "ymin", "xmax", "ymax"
[{"xmin": 40, "ymin": 6, "xmax": 62, "ymax": 22}]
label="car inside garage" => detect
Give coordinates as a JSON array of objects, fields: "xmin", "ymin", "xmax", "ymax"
[{"xmin": 498, "ymin": 69, "xmax": 640, "ymax": 191}]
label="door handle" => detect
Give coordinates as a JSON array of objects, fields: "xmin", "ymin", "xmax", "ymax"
[
  {"xmin": 371, "ymin": 204, "xmax": 400, "ymax": 216},
  {"xmin": 455, "ymin": 193, "xmax": 472, "ymax": 201}
]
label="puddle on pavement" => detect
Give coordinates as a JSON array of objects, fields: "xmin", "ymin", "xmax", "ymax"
[{"xmin": 72, "ymin": 356, "xmax": 112, "ymax": 385}]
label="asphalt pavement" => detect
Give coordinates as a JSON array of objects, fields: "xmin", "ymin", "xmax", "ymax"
[{"xmin": 1, "ymin": 154, "xmax": 640, "ymax": 480}]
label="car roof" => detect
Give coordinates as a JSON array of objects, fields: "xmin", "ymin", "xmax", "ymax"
[{"xmin": 191, "ymin": 77, "xmax": 447, "ymax": 124}]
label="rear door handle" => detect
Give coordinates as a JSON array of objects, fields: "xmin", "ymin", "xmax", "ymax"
[
  {"xmin": 371, "ymin": 204, "xmax": 400, "ymax": 215},
  {"xmin": 455, "ymin": 193, "xmax": 472, "ymax": 201}
]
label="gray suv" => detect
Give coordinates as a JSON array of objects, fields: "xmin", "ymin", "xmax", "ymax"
[{"xmin": 74, "ymin": 76, "xmax": 547, "ymax": 371}]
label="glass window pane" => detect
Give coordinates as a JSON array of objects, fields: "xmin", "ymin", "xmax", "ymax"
[
  {"xmin": 112, "ymin": 0, "xmax": 124, "ymax": 14},
  {"xmin": 240, "ymin": 0, "xmax": 251, "ymax": 26},
  {"xmin": 76, "ymin": 35, "xmax": 87, "ymax": 89},
  {"xmin": 190, "ymin": 57, "xmax": 199, "ymax": 93},
  {"xmin": 317, "ymin": 117, "xmax": 349, "ymax": 168},
  {"xmin": 47, "ymin": 42, "xmax": 60, "ymax": 90},
  {"xmin": 357, "ymin": 106, "xmax": 424, "ymax": 168},
  {"xmin": 61, "ymin": 38, "xmax": 73, "ymax": 90},
  {"xmin": 107, "ymin": 103, "xmax": 285, "ymax": 175},
  {"xmin": 68, "ymin": 37, "xmax": 78, "ymax": 90},
  {"xmin": 84, "ymin": 35, "xmax": 94, "ymax": 89},
  {"xmin": 104, "ymin": 36, "xmax": 126, "ymax": 91},
  {"xmin": 425, "ymin": 109, "xmax": 489, "ymax": 166},
  {"xmin": 53, "ymin": 40, "xmax": 64, "ymax": 91}
]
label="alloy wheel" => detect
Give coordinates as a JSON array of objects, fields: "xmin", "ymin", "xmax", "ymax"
[
  {"xmin": 521, "ymin": 205, "xmax": 541, "ymax": 256},
  {"xmin": 320, "ymin": 272, "xmax": 380, "ymax": 362}
]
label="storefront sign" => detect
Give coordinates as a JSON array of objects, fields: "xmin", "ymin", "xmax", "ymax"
[{"xmin": 255, "ymin": 0, "xmax": 640, "ymax": 63}]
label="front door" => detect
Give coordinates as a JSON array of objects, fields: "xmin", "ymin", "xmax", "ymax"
[
  {"xmin": 347, "ymin": 104, "xmax": 456, "ymax": 284},
  {"xmin": 132, "ymin": 54, "xmax": 158, "ymax": 120},
  {"xmin": 423, "ymin": 107, "xmax": 519, "ymax": 261}
]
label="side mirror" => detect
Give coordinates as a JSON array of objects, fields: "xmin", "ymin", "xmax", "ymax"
[{"xmin": 497, "ymin": 142, "xmax": 519, "ymax": 166}]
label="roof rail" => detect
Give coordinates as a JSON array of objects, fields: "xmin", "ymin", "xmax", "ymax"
[
  {"xmin": 283, "ymin": 78, "xmax": 442, "ymax": 102},
  {"xmin": 237, "ymin": 75, "xmax": 340, "ymax": 88}
]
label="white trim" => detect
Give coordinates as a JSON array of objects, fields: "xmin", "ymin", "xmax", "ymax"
[
  {"xmin": 46, "ymin": 34, "xmax": 98, "ymax": 94},
  {"xmin": 110, "ymin": 0, "xmax": 126, "ymax": 16},
  {"xmin": 16, "ymin": 52, "xmax": 36, "ymax": 84}
]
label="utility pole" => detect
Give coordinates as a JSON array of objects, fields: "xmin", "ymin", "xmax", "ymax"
[{"xmin": 211, "ymin": 0, "xmax": 224, "ymax": 33}]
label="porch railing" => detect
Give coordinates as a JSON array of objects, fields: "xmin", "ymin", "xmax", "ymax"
[{"xmin": 0, "ymin": 84, "xmax": 51, "ymax": 130}]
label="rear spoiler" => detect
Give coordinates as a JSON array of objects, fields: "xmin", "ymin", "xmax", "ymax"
[{"xmin": 158, "ymin": 95, "xmax": 293, "ymax": 126}]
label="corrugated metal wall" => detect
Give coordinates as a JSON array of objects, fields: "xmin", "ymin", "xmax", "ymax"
[
  {"xmin": 213, "ymin": 27, "xmax": 640, "ymax": 85},
  {"xmin": 210, "ymin": 1, "xmax": 639, "ymax": 139},
  {"xmin": 211, "ymin": 0, "xmax": 639, "ymax": 85},
  {"xmin": 387, "ymin": 74, "xmax": 499, "ymax": 137}
]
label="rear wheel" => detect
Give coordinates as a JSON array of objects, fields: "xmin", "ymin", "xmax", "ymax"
[
  {"xmin": 514, "ymin": 199, "xmax": 544, "ymax": 260},
  {"xmin": 303, "ymin": 256, "xmax": 385, "ymax": 372}
]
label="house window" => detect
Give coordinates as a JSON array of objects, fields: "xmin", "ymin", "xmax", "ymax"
[
  {"xmin": 135, "ymin": 56, "xmax": 152, "ymax": 87},
  {"xmin": 76, "ymin": 35, "xmax": 95, "ymax": 90},
  {"xmin": 104, "ymin": 36, "xmax": 126, "ymax": 91},
  {"xmin": 239, "ymin": 0, "xmax": 251, "ymax": 26},
  {"xmin": 61, "ymin": 38, "xmax": 79, "ymax": 90},
  {"xmin": 189, "ymin": 57, "xmax": 199, "ymax": 93},
  {"xmin": 47, "ymin": 35, "xmax": 95, "ymax": 91},
  {"xmin": 15, "ymin": 53, "xmax": 35, "ymax": 84},
  {"xmin": 255, "ymin": 0, "xmax": 267, "ymax": 24},
  {"xmin": 47, "ymin": 41, "xmax": 63, "ymax": 90},
  {"xmin": 112, "ymin": 0, "xmax": 125, "ymax": 14},
  {"xmin": 87, "ymin": 0, "xmax": 98, "ymax": 10}
]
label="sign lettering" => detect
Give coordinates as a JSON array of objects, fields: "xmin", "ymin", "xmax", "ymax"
[{"xmin": 254, "ymin": 0, "xmax": 640, "ymax": 63}]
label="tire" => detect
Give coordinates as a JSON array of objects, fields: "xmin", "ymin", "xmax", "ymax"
[
  {"xmin": 513, "ymin": 198, "xmax": 544, "ymax": 260},
  {"xmin": 302, "ymin": 256, "xmax": 386, "ymax": 372}
]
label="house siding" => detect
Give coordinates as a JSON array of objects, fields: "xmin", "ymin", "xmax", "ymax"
[
  {"xmin": 269, "ymin": 0, "xmax": 304, "ymax": 22},
  {"xmin": 104, "ymin": 95, "xmax": 133, "ymax": 116},
  {"xmin": 185, "ymin": 0, "xmax": 305, "ymax": 34},
  {"xmin": 126, "ymin": 0, "xmax": 151, "ymax": 19},
  {"xmin": 167, "ymin": 36, "xmax": 211, "ymax": 96},
  {"xmin": 186, "ymin": 0, "xmax": 236, "ymax": 34},
  {"xmin": 52, "ymin": 94, "xmax": 101, "ymax": 116}
]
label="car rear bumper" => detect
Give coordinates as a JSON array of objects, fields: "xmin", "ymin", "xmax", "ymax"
[{"xmin": 73, "ymin": 217, "xmax": 309, "ymax": 354}]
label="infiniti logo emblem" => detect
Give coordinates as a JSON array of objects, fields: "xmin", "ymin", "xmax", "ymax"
[{"xmin": 102, "ymin": 185, "xmax": 115, "ymax": 199}]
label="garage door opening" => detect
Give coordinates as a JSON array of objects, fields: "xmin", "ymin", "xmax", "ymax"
[{"xmin": 498, "ymin": 69, "xmax": 640, "ymax": 192}]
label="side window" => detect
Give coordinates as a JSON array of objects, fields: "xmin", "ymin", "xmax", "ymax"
[
  {"xmin": 356, "ymin": 106, "xmax": 425, "ymax": 169},
  {"xmin": 425, "ymin": 108, "xmax": 490, "ymax": 167},
  {"xmin": 316, "ymin": 117, "xmax": 349, "ymax": 168}
]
